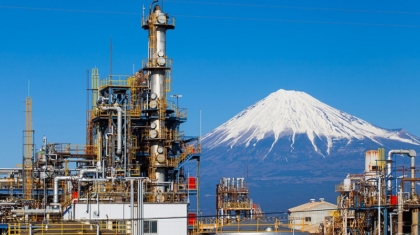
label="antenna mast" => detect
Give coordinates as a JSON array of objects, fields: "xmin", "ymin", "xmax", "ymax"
[{"xmin": 110, "ymin": 37, "xmax": 113, "ymax": 79}]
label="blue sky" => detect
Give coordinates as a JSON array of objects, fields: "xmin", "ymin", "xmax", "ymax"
[{"xmin": 1, "ymin": 0, "xmax": 420, "ymax": 167}]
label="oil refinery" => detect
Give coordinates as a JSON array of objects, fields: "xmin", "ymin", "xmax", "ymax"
[
  {"xmin": 1, "ymin": 1, "xmax": 420, "ymax": 235},
  {"xmin": 1, "ymin": 1, "xmax": 201, "ymax": 234}
]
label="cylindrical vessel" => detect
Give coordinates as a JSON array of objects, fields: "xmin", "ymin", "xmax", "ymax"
[
  {"xmin": 365, "ymin": 150, "xmax": 379, "ymax": 173},
  {"xmin": 343, "ymin": 178, "xmax": 351, "ymax": 191}
]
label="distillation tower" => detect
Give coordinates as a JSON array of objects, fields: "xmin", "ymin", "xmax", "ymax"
[{"xmin": 0, "ymin": 1, "xmax": 200, "ymax": 235}]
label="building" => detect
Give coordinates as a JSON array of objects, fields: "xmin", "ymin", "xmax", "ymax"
[{"xmin": 288, "ymin": 198, "xmax": 337, "ymax": 233}]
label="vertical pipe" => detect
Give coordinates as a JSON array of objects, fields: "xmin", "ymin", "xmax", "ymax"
[
  {"xmin": 398, "ymin": 187, "xmax": 403, "ymax": 235},
  {"xmin": 141, "ymin": 180, "xmax": 144, "ymax": 235},
  {"xmin": 138, "ymin": 180, "xmax": 143, "ymax": 235},
  {"xmin": 411, "ymin": 156, "xmax": 415, "ymax": 198},
  {"xmin": 97, "ymin": 129, "xmax": 102, "ymax": 173},
  {"xmin": 130, "ymin": 179, "xmax": 134, "ymax": 235},
  {"xmin": 117, "ymin": 109, "xmax": 122, "ymax": 156},
  {"xmin": 378, "ymin": 174, "xmax": 381, "ymax": 235},
  {"xmin": 390, "ymin": 213, "xmax": 393, "ymax": 235},
  {"xmin": 124, "ymin": 105, "xmax": 127, "ymax": 177},
  {"xmin": 197, "ymin": 159, "xmax": 200, "ymax": 217},
  {"xmin": 383, "ymin": 208, "xmax": 387, "ymax": 235},
  {"xmin": 100, "ymin": 106, "xmax": 122, "ymax": 156},
  {"xmin": 412, "ymin": 209, "xmax": 418, "ymax": 235},
  {"xmin": 110, "ymin": 38, "xmax": 112, "ymax": 77}
]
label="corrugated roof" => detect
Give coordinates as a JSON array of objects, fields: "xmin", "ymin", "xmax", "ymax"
[{"xmin": 288, "ymin": 200, "xmax": 337, "ymax": 212}]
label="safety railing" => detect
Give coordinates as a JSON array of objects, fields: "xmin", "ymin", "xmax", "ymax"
[
  {"xmin": 7, "ymin": 221, "xmax": 130, "ymax": 235},
  {"xmin": 99, "ymin": 75, "xmax": 131, "ymax": 89},
  {"xmin": 220, "ymin": 201, "xmax": 253, "ymax": 209},
  {"xmin": 288, "ymin": 217, "xmax": 311, "ymax": 232},
  {"xmin": 141, "ymin": 16, "xmax": 176, "ymax": 28},
  {"xmin": 49, "ymin": 143, "xmax": 97, "ymax": 156},
  {"xmin": 142, "ymin": 58, "xmax": 173, "ymax": 69},
  {"xmin": 192, "ymin": 217, "xmax": 290, "ymax": 234}
]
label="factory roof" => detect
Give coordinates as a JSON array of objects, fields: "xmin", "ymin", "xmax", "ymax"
[{"xmin": 288, "ymin": 198, "xmax": 337, "ymax": 212}]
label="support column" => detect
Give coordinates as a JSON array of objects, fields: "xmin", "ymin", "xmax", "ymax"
[
  {"xmin": 412, "ymin": 209, "xmax": 418, "ymax": 235},
  {"xmin": 397, "ymin": 188, "xmax": 403, "ymax": 235}
]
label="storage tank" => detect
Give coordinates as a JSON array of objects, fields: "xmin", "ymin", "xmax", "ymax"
[
  {"xmin": 365, "ymin": 150, "xmax": 379, "ymax": 173},
  {"xmin": 343, "ymin": 178, "xmax": 351, "ymax": 191}
]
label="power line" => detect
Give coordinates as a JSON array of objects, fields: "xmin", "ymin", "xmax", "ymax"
[
  {"xmin": 165, "ymin": 0, "xmax": 420, "ymax": 15},
  {"xmin": 173, "ymin": 14, "xmax": 420, "ymax": 28},
  {"xmin": 1, "ymin": 5, "xmax": 420, "ymax": 28},
  {"xmin": 0, "ymin": 5, "xmax": 139, "ymax": 15}
]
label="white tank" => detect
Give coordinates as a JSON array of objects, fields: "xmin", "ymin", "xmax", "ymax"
[
  {"xmin": 37, "ymin": 151, "xmax": 46, "ymax": 164},
  {"xmin": 343, "ymin": 178, "xmax": 351, "ymax": 191},
  {"xmin": 365, "ymin": 150, "xmax": 379, "ymax": 173}
]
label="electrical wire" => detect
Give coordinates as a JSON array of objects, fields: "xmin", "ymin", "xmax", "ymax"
[
  {"xmin": 1, "ymin": 5, "xmax": 419, "ymax": 28},
  {"xmin": 172, "ymin": 14, "xmax": 420, "ymax": 28},
  {"xmin": 165, "ymin": 0, "xmax": 420, "ymax": 16},
  {"xmin": 0, "ymin": 5, "xmax": 139, "ymax": 15}
]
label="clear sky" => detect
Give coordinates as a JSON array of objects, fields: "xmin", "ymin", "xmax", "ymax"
[{"xmin": 1, "ymin": 0, "xmax": 420, "ymax": 167}]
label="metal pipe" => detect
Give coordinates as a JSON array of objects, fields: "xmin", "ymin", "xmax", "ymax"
[
  {"xmin": 390, "ymin": 212, "xmax": 397, "ymax": 235},
  {"xmin": 413, "ymin": 209, "xmax": 419, "ymax": 235},
  {"xmin": 130, "ymin": 179, "xmax": 134, "ymax": 235},
  {"xmin": 387, "ymin": 149, "xmax": 416, "ymax": 192},
  {"xmin": 96, "ymin": 182, "xmax": 100, "ymax": 217},
  {"xmin": 105, "ymin": 126, "xmax": 113, "ymax": 157},
  {"xmin": 97, "ymin": 129, "xmax": 102, "ymax": 172},
  {"xmin": 124, "ymin": 105, "xmax": 127, "ymax": 177},
  {"xmin": 0, "ymin": 178, "xmax": 22, "ymax": 183},
  {"xmin": 411, "ymin": 156, "xmax": 416, "ymax": 197},
  {"xmin": 101, "ymin": 106, "xmax": 123, "ymax": 156},
  {"xmin": 53, "ymin": 176, "xmax": 78, "ymax": 204},
  {"xmin": 53, "ymin": 169, "xmax": 100, "ymax": 205},
  {"xmin": 378, "ymin": 174, "xmax": 381, "ymax": 235},
  {"xmin": 138, "ymin": 179, "xmax": 141, "ymax": 235},
  {"xmin": 398, "ymin": 187, "xmax": 403, "ymax": 235}
]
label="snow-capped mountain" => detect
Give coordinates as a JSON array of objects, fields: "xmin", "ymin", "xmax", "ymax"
[
  {"xmin": 198, "ymin": 89, "xmax": 420, "ymax": 214},
  {"xmin": 202, "ymin": 89, "xmax": 420, "ymax": 158}
]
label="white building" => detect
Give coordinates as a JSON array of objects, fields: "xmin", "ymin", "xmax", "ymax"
[
  {"xmin": 288, "ymin": 198, "xmax": 337, "ymax": 233},
  {"xmin": 65, "ymin": 203, "xmax": 188, "ymax": 235}
]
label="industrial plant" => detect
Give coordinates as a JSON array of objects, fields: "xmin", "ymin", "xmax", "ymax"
[
  {"xmin": 321, "ymin": 149, "xmax": 420, "ymax": 235},
  {"xmin": 1, "ymin": 1, "xmax": 419, "ymax": 235},
  {"xmin": 1, "ymin": 1, "xmax": 201, "ymax": 234}
]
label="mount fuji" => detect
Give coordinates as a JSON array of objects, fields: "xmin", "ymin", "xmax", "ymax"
[{"xmin": 198, "ymin": 89, "xmax": 420, "ymax": 214}]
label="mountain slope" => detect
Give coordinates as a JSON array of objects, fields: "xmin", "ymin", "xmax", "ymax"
[
  {"xmin": 198, "ymin": 89, "xmax": 420, "ymax": 214},
  {"xmin": 202, "ymin": 89, "xmax": 420, "ymax": 158}
]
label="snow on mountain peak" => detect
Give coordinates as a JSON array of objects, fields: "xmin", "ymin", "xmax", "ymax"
[{"xmin": 202, "ymin": 89, "xmax": 420, "ymax": 155}]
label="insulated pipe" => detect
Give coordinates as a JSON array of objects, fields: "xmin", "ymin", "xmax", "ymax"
[
  {"xmin": 411, "ymin": 156, "xmax": 416, "ymax": 197},
  {"xmin": 398, "ymin": 187, "xmax": 403, "ymax": 235},
  {"xmin": 130, "ymin": 179, "xmax": 134, "ymax": 235},
  {"xmin": 138, "ymin": 179, "xmax": 143, "ymax": 235},
  {"xmin": 387, "ymin": 149, "xmax": 416, "ymax": 192},
  {"xmin": 53, "ymin": 169, "xmax": 98, "ymax": 204},
  {"xmin": 413, "ymin": 209, "xmax": 419, "ymax": 235},
  {"xmin": 53, "ymin": 176, "xmax": 78, "ymax": 204},
  {"xmin": 105, "ymin": 126, "xmax": 113, "ymax": 157},
  {"xmin": 97, "ymin": 129, "xmax": 102, "ymax": 172},
  {"xmin": 100, "ymin": 106, "xmax": 123, "ymax": 156}
]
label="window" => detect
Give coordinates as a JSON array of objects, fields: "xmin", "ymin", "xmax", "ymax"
[
  {"xmin": 305, "ymin": 217, "xmax": 311, "ymax": 222},
  {"xmin": 144, "ymin": 220, "xmax": 157, "ymax": 233}
]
